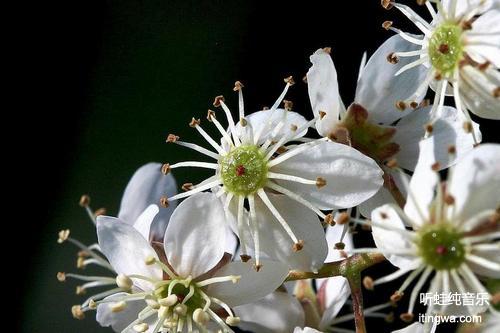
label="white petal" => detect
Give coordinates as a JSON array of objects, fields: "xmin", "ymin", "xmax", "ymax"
[
  {"xmin": 325, "ymin": 221, "xmax": 353, "ymax": 261},
  {"xmin": 391, "ymin": 322, "xmax": 424, "ymax": 333},
  {"xmin": 236, "ymin": 109, "xmax": 309, "ymax": 145},
  {"xmin": 467, "ymin": 246, "xmax": 500, "ymax": 278},
  {"xmin": 307, "ymin": 48, "xmax": 344, "ymax": 136},
  {"xmin": 253, "ymin": 193, "xmax": 328, "ymax": 271},
  {"xmin": 207, "ymin": 259, "xmax": 289, "ymax": 307},
  {"xmin": 96, "ymin": 293, "xmax": 148, "ymax": 332},
  {"xmin": 234, "ymin": 291, "xmax": 305, "ymax": 333},
  {"xmin": 294, "ymin": 328, "xmax": 323, "ymax": 333},
  {"xmin": 466, "ymin": 9, "xmax": 500, "ymax": 67},
  {"xmin": 96, "ymin": 216, "xmax": 162, "ymax": 291},
  {"xmin": 442, "ymin": 0, "xmax": 497, "ymax": 21},
  {"xmin": 358, "ymin": 169, "xmax": 409, "ymax": 218},
  {"xmin": 371, "ymin": 205, "xmax": 420, "ymax": 270},
  {"xmin": 317, "ymin": 276, "xmax": 350, "ymax": 330},
  {"xmin": 163, "ymin": 193, "xmax": 227, "ymax": 278},
  {"xmin": 447, "ymin": 144, "xmax": 500, "ymax": 224},
  {"xmin": 394, "ymin": 105, "xmax": 481, "ymax": 171},
  {"xmin": 460, "ymin": 66, "xmax": 500, "ymax": 120},
  {"xmin": 118, "ymin": 163, "xmax": 178, "ymax": 240},
  {"xmin": 133, "ymin": 205, "xmax": 159, "ymax": 241},
  {"xmin": 273, "ymin": 141, "xmax": 383, "ymax": 210},
  {"xmin": 403, "ymin": 138, "xmax": 439, "ymax": 226},
  {"xmin": 355, "ymin": 34, "xmax": 428, "ymax": 125}
]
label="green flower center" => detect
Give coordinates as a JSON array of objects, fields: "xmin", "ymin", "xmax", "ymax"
[
  {"xmin": 155, "ymin": 280, "xmax": 204, "ymax": 310},
  {"xmin": 220, "ymin": 145, "xmax": 268, "ymax": 196},
  {"xmin": 428, "ymin": 23, "xmax": 464, "ymax": 77},
  {"xmin": 417, "ymin": 223, "xmax": 466, "ymax": 270}
]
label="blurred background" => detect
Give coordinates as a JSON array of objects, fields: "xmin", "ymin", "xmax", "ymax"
[{"xmin": 21, "ymin": 0, "xmax": 498, "ymax": 332}]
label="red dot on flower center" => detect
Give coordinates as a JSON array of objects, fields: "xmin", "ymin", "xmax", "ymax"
[
  {"xmin": 436, "ymin": 245, "xmax": 448, "ymax": 255},
  {"xmin": 236, "ymin": 165, "xmax": 246, "ymax": 176},
  {"xmin": 177, "ymin": 295, "xmax": 184, "ymax": 302}
]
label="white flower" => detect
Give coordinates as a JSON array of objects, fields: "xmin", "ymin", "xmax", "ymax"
[
  {"xmin": 391, "ymin": 322, "xmax": 436, "ymax": 333},
  {"xmin": 163, "ymin": 79, "xmax": 383, "ymax": 271},
  {"xmin": 307, "ymin": 46, "xmax": 480, "ymax": 218},
  {"xmin": 382, "ymin": 0, "xmax": 500, "ymax": 121},
  {"xmin": 59, "ymin": 193, "xmax": 289, "ymax": 333},
  {"xmin": 350, "ymin": 142, "xmax": 500, "ymax": 327}
]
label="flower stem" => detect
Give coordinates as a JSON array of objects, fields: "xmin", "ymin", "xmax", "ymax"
[{"xmin": 348, "ymin": 273, "xmax": 366, "ymax": 333}]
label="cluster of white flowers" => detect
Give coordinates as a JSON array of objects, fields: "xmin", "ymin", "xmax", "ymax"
[{"xmin": 57, "ymin": 1, "xmax": 499, "ymax": 332}]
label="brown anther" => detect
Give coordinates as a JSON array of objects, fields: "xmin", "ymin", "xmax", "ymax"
[
  {"xmin": 71, "ymin": 305, "xmax": 85, "ymax": 320},
  {"xmin": 335, "ymin": 212, "xmax": 350, "ymax": 225},
  {"xmin": 462, "ymin": 20, "xmax": 473, "ymax": 30},
  {"xmin": 386, "ymin": 159, "xmax": 398, "ymax": 169},
  {"xmin": 79, "ymin": 195, "xmax": 90, "ymax": 207},
  {"xmin": 381, "ymin": 0, "xmax": 393, "ymax": 10},
  {"xmin": 284, "ymin": 76, "xmax": 295, "ymax": 86},
  {"xmin": 339, "ymin": 250, "xmax": 348, "ymax": 258},
  {"xmin": 361, "ymin": 224, "xmax": 372, "ymax": 231},
  {"xmin": 240, "ymin": 254, "xmax": 251, "ymax": 262},
  {"xmin": 57, "ymin": 272, "xmax": 66, "ymax": 282},
  {"xmin": 292, "ymin": 240, "xmax": 305, "ymax": 252},
  {"xmin": 160, "ymin": 196, "xmax": 169, "ymax": 208},
  {"xmin": 382, "ymin": 20, "xmax": 393, "ymax": 30},
  {"xmin": 161, "ymin": 163, "xmax": 171, "ymax": 175},
  {"xmin": 416, "ymin": 0, "xmax": 427, "ymax": 5},
  {"xmin": 76, "ymin": 286, "xmax": 86, "ymax": 295},
  {"xmin": 431, "ymin": 162, "xmax": 441, "ymax": 171},
  {"xmin": 233, "ymin": 81, "xmax": 244, "ymax": 91},
  {"xmin": 78, "ymin": 250, "xmax": 89, "ymax": 258},
  {"xmin": 387, "ymin": 52, "xmax": 399, "ymax": 64},
  {"xmin": 319, "ymin": 111, "xmax": 327, "ymax": 119},
  {"xmin": 290, "ymin": 124, "xmax": 298, "ymax": 132},
  {"xmin": 240, "ymin": 117, "xmax": 248, "ymax": 127},
  {"xmin": 323, "ymin": 47, "xmax": 332, "ymax": 54},
  {"xmin": 409, "ymin": 101, "xmax": 418, "ymax": 109},
  {"xmin": 491, "ymin": 292, "xmax": 500, "ymax": 305},
  {"xmin": 478, "ymin": 61, "xmax": 490, "ymax": 71},
  {"xmin": 276, "ymin": 146, "xmax": 288, "ymax": 154},
  {"xmin": 425, "ymin": 123, "xmax": 434, "ymax": 134},
  {"xmin": 166, "ymin": 134, "xmax": 179, "ymax": 143},
  {"xmin": 262, "ymin": 106, "xmax": 270, "ymax": 110},
  {"xmin": 302, "ymin": 75, "xmax": 308, "ymax": 83},
  {"xmin": 390, "ymin": 291, "xmax": 404, "ymax": 302},
  {"xmin": 434, "ymin": 72, "xmax": 443, "ymax": 81},
  {"xmin": 438, "ymin": 43, "xmax": 450, "ymax": 54},
  {"xmin": 493, "ymin": 87, "xmax": 500, "ymax": 98},
  {"xmin": 94, "ymin": 208, "xmax": 106, "ymax": 217},
  {"xmin": 253, "ymin": 263, "xmax": 263, "ymax": 272},
  {"xmin": 395, "ymin": 100, "xmax": 407, "ymax": 111},
  {"xmin": 444, "ymin": 194, "xmax": 455, "ymax": 205},
  {"xmin": 213, "ymin": 95, "xmax": 225, "ymax": 107},
  {"xmin": 400, "ymin": 313, "xmax": 414, "ymax": 323},
  {"xmin": 420, "ymin": 99, "xmax": 430, "ymax": 107},
  {"xmin": 283, "ymin": 100, "xmax": 293, "ymax": 111},
  {"xmin": 463, "ymin": 121, "xmax": 473, "ymax": 133},
  {"xmin": 58, "ymin": 229, "xmax": 70, "ymax": 244},
  {"xmin": 324, "ymin": 213, "xmax": 335, "ymax": 226},
  {"xmin": 182, "ymin": 183, "xmax": 193, "ymax": 191},
  {"xmin": 334, "ymin": 242, "xmax": 345, "ymax": 250},
  {"xmin": 380, "ymin": 211, "xmax": 388, "ymax": 219},
  {"xmin": 207, "ymin": 109, "xmax": 216, "ymax": 121},
  {"xmin": 77, "ymin": 257, "xmax": 85, "ymax": 269},
  {"xmin": 316, "ymin": 177, "xmax": 327, "ymax": 189},
  {"xmin": 189, "ymin": 118, "xmax": 201, "ymax": 128},
  {"xmin": 448, "ymin": 145, "xmax": 456, "ymax": 155},
  {"xmin": 363, "ymin": 276, "xmax": 374, "ymax": 290}
]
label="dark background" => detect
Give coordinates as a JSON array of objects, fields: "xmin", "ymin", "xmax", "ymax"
[{"xmin": 20, "ymin": 0, "xmax": 498, "ymax": 332}]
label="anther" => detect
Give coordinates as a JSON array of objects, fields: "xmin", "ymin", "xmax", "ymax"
[
  {"xmin": 416, "ymin": 0, "xmax": 427, "ymax": 5},
  {"xmin": 448, "ymin": 145, "xmax": 456, "ymax": 155},
  {"xmin": 493, "ymin": 87, "xmax": 500, "ymax": 98},
  {"xmin": 400, "ymin": 312, "xmax": 414, "ymax": 323},
  {"xmin": 319, "ymin": 111, "xmax": 327, "ymax": 119},
  {"xmin": 323, "ymin": 47, "xmax": 332, "ymax": 54},
  {"xmin": 207, "ymin": 109, "xmax": 216, "ymax": 121},
  {"xmin": 284, "ymin": 76, "xmax": 295, "ymax": 85},
  {"xmin": 133, "ymin": 323, "xmax": 149, "ymax": 332},
  {"xmin": 145, "ymin": 255, "xmax": 156, "ymax": 265},
  {"xmin": 382, "ymin": 20, "xmax": 393, "ymax": 30},
  {"xmin": 434, "ymin": 72, "xmax": 443, "ymax": 81},
  {"xmin": 420, "ymin": 99, "xmax": 430, "ymax": 107},
  {"xmin": 240, "ymin": 254, "xmax": 251, "ymax": 262},
  {"xmin": 58, "ymin": 229, "xmax": 70, "ymax": 243},
  {"xmin": 380, "ymin": 212, "xmax": 388, "ymax": 219},
  {"xmin": 293, "ymin": 240, "xmax": 305, "ymax": 252},
  {"xmin": 71, "ymin": 305, "xmax": 85, "ymax": 320},
  {"xmin": 57, "ymin": 272, "xmax": 66, "ymax": 282},
  {"xmin": 110, "ymin": 301, "xmax": 127, "ymax": 313},
  {"xmin": 302, "ymin": 75, "xmax": 308, "ymax": 83},
  {"xmin": 335, "ymin": 242, "xmax": 345, "ymax": 250},
  {"xmin": 193, "ymin": 308, "xmax": 210, "ymax": 325},
  {"xmin": 158, "ymin": 305, "xmax": 168, "ymax": 318},
  {"xmin": 231, "ymin": 275, "xmax": 241, "ymax": 283},
  {"xmin": 174, "ymin": 303, "xmax": 188, "ymax": 316},
  {"xmin": 438, "ymin": 44, "xmax": 450, "ymax": 54},
  {"xmin": 225, "ymin": 316, "xmax": 241, "ymax": 326},
  {"xmin": 76, "ymin": 286, "xmax": 86, "ymax": 295},
  {"xmin": 77, "ymin": 256, "xmax": 85, "ymax": 269},
  {"xmin": 233, "ymin": 81, "xmax": 244, "ymax": 91},
  {"xmin": 462, "ymin": 20, "xmax": 473, "ymax": 30},
  {"xmin": 89, "ymin": 299, "xmax": 97, "ymax": 309},
  {"xmin": 444, "ymin": 194, "xmax": 455, "ymax": 205},
  {"xmin": 116, "ymin": 274, "xmax": 133, "ymax": 290},
  {"xmin": 290, "ymin": 124, "xmax": 298, "ymax": 132},
  {"xmin": 363, "ymin": 276, "xmax": 374, "ymax": 290},
  {"xmin": 276, "ymin": 146, "xmax": 288, "ymax": 154},
  {"xmin": 161, "ymin": 163, "xmax": 171, "ymax": 175},
  {"xmin": 189, "ymin": 118, "xmax": 201, "ymax": 128},
  {"xmin": 160, "ymin": 196, "xmax": 169, "ymax": 208},
  {"xmin": 335, "ymin": 212, "xmax": 350, "ymax": 225},
  {"xmin": 159, "ymin": 294, "xmax": 178, "ymax": 307},
  {"xmin": 240, "ymin": 117, "xmax": 248, "ymax": 127},
  {"xmin": 253, "ymin": 263, "xmax": 263, "ymax": 272},
  {"xmin": 79, "ymin": 195, "xmax": 90, "ymax": 207},
  {"xmin": 395, "ymin": 100, "xmax": 406, "ymax": 111},
  {"xmin": 283, "ymin": 100, "xmax": 293, "ymax": 111},
  {"xmin": 324, "ymin": 213, "xmax": 335, "ymax": 226},
  {"xmin": 386, "ymin": 159, "xmax": 398, "ymax": 169},
  {"xmin": 381, "ymin": 0, "xmax": 393, "ymax": 10},
  {"xmin": 94, "ymin": 208, "xmax": 106, "ymax": 217},
  {"xmin": 387, "ymin": 52, "xmax": 399, "ymax": 64},
  {"xmin": 431, "ymin": 162, "xmax": 441, "ymax": 171},
  {"xmin": 409, "ymin": 101, "xmax": 418, "ymax": 109},
  {"xmin": 182, "ymin": 183, "xmax": 194, "ymax": 191},
  {"xmin": 425, "ymin": 123, "xmax": 433, "ymax": 134},
  {"xmin": 390, "ymin": 291, "xmax": 404, "ymax": 302},
  {"xmin": 478, "ymin": 61, "xmax": 490, "ymax": 71},
  {"xmin": 316, "ymin": 177, "xmax": 327, "ymax": 189},
  {"xmin": 166, "ymin": 134, "xmax": 179, "ymax": 143},
  {"xmin": 213, "ymin": 95, "xmax": 225, "ymax": 107}
]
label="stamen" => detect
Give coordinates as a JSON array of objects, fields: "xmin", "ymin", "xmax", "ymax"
[
  {"xmin": 167, "ymin": 178, "xmax": 221, "ymax": 202},
  {"xmin": 267, "ymin": 172, "xmax": 318, "ymax": 185},
  {"xmin": 266, "ymin": 182, "xmax": 326, "ymax": 218},
  {"xmin": 395, "ymin": 56, "xmax": 429, "ymax": 76},
  {"xmin": 407, "ymin": 266, "xmax": 433, "ymax": 314},
  {"xmin": 373, "ymin": 269, "xmax": 412, "ymax": 286},
  {"xmin": 267, "ymin": 137, "xmax": 327, "ymax": 168},
  {"xmin": 169, "ymin": 161, "xmax": 218, "ymax": 170},
  {"xmin": 398, "ymin": 265, "xmax": 426, "ymax": 293},
  {"xmin": 248, "ymin": 194, "xmax": 261, "ymax": 271},
  {"xmin": 172, "ymin": 140, "xmax": 220, "ymax": 160},
  {"xmin": 207, "ymin": 109, "xmax": 235, "ymax": 147},
  {"xmin": 197, "ymin": 275, "xmax": 241, "ymax": 287},
  {"xmin": 218, "ymin": 99, "xmax": 241, "ymax": 146},
  {"xmin": 233, "ymin": 81, "xmax": 245, "ymax": 120},
  {"xmin": 191, "ymin": 120, "xmax": 226, "ymax": 155}
]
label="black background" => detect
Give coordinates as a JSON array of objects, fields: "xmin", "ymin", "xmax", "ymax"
[{"xmin": 18, "ymin": 0, "xmax": 498, "ymax": 332}]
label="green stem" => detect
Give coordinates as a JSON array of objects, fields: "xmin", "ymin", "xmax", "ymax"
[{"xmin": 348, "ymin": 273, "xmax": 366, "ymax": 333}]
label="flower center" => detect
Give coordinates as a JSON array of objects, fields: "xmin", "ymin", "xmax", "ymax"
[
  {"xmin": 220, "ymin": 145, "xmax": 268, "ymax": 196},
  {"xmin": 428, "ymin": 23, "xmax": 464, "ymax": 77},
  {"xmin": 417, "ymin": 223, "xmax": 466, "ymax": 270},
  {"xmin": 154, "ymin": 279, "xmax": 204, "ymax": 310}
]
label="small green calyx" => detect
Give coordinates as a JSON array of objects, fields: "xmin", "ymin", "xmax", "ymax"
[
  {"xmin": 331, "ymin": 103, "xmax": 400, "ymax": 163},
  {"xmin": 428, "ymin": 23, "xmax": 464, "ymax": 78},
  {"xmin": 220, "ymin": 145, "xmax": 268, "ymax": 196},
  {"xmin": 417, "ymin": 223, "xmax": 466, "ymax": 270}
]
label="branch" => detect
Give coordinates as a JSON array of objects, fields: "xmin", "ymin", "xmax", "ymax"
[{"xmin": 349, "ymin": 273, "xmax": 366, "ymax": 333}]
